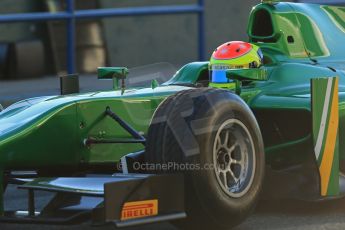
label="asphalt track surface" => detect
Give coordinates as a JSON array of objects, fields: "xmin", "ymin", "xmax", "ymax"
[{"xmin": 3, "ymin": 73, "xmax": 345, "ymax": 229}]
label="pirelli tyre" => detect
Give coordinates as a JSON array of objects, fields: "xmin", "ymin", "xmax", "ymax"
[{"xmin": 145, "ymin": 88, "xmax": 265, "ymax": 229}]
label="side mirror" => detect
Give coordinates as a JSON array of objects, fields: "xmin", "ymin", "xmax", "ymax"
[
  {"xmin": 98, "ymin": 67, "xmax": 129, "ymax": 92},
  {"xmin": 98, "ymin": 67, "xmax": 128, "ymax": 80},
  {"xmin": 261, "ymin": 0, "xmax": 280, "ymax": 4},
  {"xmin": 226, "ymin": 68, "xmax": 268, "ymax": 81}
]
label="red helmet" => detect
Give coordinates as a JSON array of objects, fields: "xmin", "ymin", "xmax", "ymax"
[{"xmin": 209, "ymin": 41, "xmax": 264, "ymax": 86}]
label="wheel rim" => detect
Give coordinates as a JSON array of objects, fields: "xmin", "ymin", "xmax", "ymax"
[{"xmin": 213, "ymin": 119, "xmax": 256, "ymax": 198}]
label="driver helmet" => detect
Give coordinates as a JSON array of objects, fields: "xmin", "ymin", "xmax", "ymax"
[{"xmin": 209, "ymin": 41, "xmax": 263, "ymax": 88}]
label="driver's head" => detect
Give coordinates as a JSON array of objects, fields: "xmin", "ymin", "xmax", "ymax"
[{"xmin": 209, "ymin": 41, "xmax": 263, "ymax": 88}]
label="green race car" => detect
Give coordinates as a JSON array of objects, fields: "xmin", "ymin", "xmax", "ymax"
[{"xmin": 1, "ymin": 0, "xmax": 345, "ymax": 229}]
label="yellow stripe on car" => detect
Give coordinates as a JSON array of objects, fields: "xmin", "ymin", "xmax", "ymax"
[{"xmin": 319, "ymin": 78, "xmax": 338, "ymax": 196}]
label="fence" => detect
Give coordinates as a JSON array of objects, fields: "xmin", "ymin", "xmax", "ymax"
[{"xmin": 0, "ymin": 0, "xmax": 205, "ymax": 74}]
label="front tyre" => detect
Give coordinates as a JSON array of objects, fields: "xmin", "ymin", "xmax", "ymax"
[{"xmin": 145, "ymin": 88, "xmax": 265, "ymax": 229}]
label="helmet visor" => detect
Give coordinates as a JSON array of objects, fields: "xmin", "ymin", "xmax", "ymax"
[{"xmin": 211, "ymin": 70, "xmax": 228, "ymax": 83}]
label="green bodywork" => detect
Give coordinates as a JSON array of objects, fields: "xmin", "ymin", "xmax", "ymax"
[
  {"xmin": 0, "ymin": 87, "xmax": 186, "ymax": 167},
  {"xmin": 1, "ymin": 1, "xmax": 345, "ymax": 211}
]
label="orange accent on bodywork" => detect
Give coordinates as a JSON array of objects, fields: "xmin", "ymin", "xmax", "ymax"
[{"xmin": 121, "ymin": 200, "xmax": 158, "ymax": 221}]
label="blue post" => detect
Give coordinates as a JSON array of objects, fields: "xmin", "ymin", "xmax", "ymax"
[
  {"xmin": 198, "ymin": 0, "xmax": 205, "ymax": 61},
  {"xmin": 66, "ymin": 0, "xmax": 76, "ymax": 74}
]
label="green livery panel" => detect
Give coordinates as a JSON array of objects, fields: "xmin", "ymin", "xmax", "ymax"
[{"xmin": 0, "ymin": 87, "xmax": 187, "ymax": 169}]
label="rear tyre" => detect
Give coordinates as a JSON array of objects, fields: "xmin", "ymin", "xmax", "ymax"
[{"xmin": 145, "ymin": 88, "xmax": 265, "ymax": 229}]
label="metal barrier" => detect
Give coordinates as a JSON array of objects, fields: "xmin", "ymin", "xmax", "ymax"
[{"xmin": 0, "ymin": 0, "xmax": 205, "ymax": 74}]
